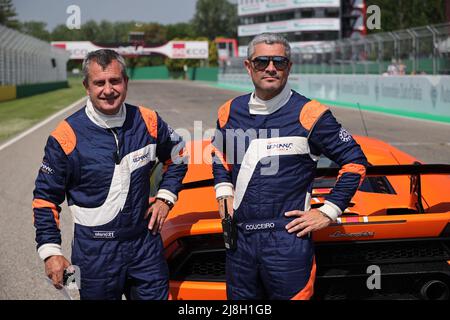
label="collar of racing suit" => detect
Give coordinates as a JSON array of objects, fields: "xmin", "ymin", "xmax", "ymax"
[
  {"xmin": 248, "ymin": 83, "xmax": 292, "ymax": 115},
  {"xmin": 85, "ymin": 98, "xmax": 127, "ymax": 129}
]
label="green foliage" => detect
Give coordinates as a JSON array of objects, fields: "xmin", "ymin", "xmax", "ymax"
[
  {"xmin": 67, "ymin": 60, "xmax": 82, "ymax": 73},
  {"xmin": 0, "ymin": 0, "xmax": 19, "ymax": 29},
  {"xmin": 192, "ymin": 0, "xmax": 237, "ymax": 40},
  {"xmin": 209, "ymin": 40, "xmax": 219, "ymax": 67},
  {"xmin": 50, "ymin": 20, "xmax": 141, "ymax": 43},
  {"xmin": 167, "ymin": 22, "xmax": 195, "ymax": 40},
  {"xmin": 138, "ymin": 22, "xmax": 167, "ymax": 44},
  {"xmin": 95, "ymin": 21, "xmax": 116, "ymax": 43},
  {"xmin": 113, "ymin": 21, "xmax": 142, "ymax": 42},
  {"xmin": 366, "ymin": 0, "xmax": 447, "ymax": 33},
  {"xmin": 50, "ymin": 24, "xmax": 79, "ymax": 41},
  {"xmin": 81, "ymin": 20, "xmax": 101, "ymax": 41},
  {"xmin": 126, "ymin": 55, "xmax": 166, "ymax": 69},
  {"xmin": 18, "ymin": 21, "xmax": 50, "ymax": 41}
]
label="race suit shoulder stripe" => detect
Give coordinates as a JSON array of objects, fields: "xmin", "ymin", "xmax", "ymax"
[
  {"xmin": 212, "ymin": 99, "xmax": 236, "ymax": 192},
  {"xmin": 50, "ymin": 120, "xmax": 76, "ymax": 155},
  {"xmin": 138, "ymin": 106, "xmax": 158, "ymax": 139},
  {"xmin": 218, "ymin": 99, "xmax": 233, "ymax": 128},
  {"xmin": 299, "ymin": 100, "xmax": 329, "ymax": 132}
]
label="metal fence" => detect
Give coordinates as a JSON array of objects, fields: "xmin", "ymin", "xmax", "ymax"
[
  {"xmin": 0, "ymin": 25, "xmax": 70, "ymax": 86},
  {"xmin": 221, "ymin": 23, "xmax": 450, "ymax": 75}
]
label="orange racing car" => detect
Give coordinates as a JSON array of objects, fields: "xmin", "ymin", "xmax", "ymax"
[{"xmin": 150, "ymin": 136, "xmax": 450, "ymax": 300}]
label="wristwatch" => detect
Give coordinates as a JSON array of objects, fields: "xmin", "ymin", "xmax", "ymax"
[{"xmin": 156, "ymin": 197, "xmax": 174, "ymax": 210}]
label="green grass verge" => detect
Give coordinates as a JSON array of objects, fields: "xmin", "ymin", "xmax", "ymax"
[{"xmin": 0, "ymin": 77, "xmax": 85, "ymax": 142}]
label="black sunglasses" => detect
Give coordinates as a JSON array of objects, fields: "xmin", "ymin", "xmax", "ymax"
[{"xmin": 251, "ymin": 56, "xmax": 290, "ymax": 71}]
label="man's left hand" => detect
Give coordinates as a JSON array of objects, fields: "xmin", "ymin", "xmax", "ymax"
[
  {"xmin": 145, "ymin": 199, "xmax": 170, "ymax": 235},
  {"xmin": 285, "ymin": 209, "xmax": 332, "ymax": 237}
]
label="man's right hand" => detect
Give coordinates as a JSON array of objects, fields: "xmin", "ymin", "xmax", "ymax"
[
  {"xmin": 218, "ymin": 196, "xmax": 234, "ymax": 219},
  {"xmin": 44, "ymin": 255, "xmax": 71, "ymax": 289}
]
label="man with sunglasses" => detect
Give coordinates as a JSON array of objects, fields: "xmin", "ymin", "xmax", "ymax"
[{"xmin": 212, "ymin": 33, "xmax": 367, "ymax": 299}]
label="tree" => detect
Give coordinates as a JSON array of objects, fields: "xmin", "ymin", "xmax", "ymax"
[
  {"xmin": 192, "ymin": 0, "xmax": 237, "ymax": 40},
  {"xmin": 135, "ymin": 22, "xmax": 167, "ymax": 45},
  {"xmin": 95, "ymin": 20, "xmax": 116, "ymax": 43},
  {"xmin": 51, "ymin": 20, "xmax": 139, "ymax": 43},
  {"xmin": 0, "ymin": 0, "xmax": 19, "ymax": 29},
  {"xmin": 81, "ymin": 20, "xmax": 101, "ymax": 41},
  {"xmin": 366, "ymin": 0, "xmax": 447, "ymax": 33},
  {"xmin": 208, "ymin": 40, "xmax": 218, "ymax": 67},
  {"xmin": 18, "ymin": 21, "xmax": 50, "ymax": 41},
  {"xmin": 112, "ymin": 21, "xmax": 141, "ymax": 43},
  {"xmin": 166, "ymin": 22, "xmax": 195, "ymax": 40},
  {"xmin": 51, "ymin": 24, "xmax": 81, "ymax": 41}
]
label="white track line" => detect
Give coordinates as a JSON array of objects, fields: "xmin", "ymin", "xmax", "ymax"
[{"xmin": 0, "ymin": 96, "xmax": 86, "ymax": 152}]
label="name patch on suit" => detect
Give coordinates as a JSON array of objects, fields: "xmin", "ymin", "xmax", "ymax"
[
  {"xmin": 93, "ymin": 231, "xmax": 116, "ymax": 239},
  {"xmin": 245, "ymin": 222, "xmax": 275, "ymax": 231}
]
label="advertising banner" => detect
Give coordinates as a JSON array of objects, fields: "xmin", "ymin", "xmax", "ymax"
[
  {"xmin": 238, "ymin": 41, "xmax": 324, "ymax": 57},
  {"xmin": 238, "ymin": 0, "xmax": 340, "ymax": 16},
  {"xmin": 51, "ymin": 41, "xmax": 209, "ymax": 60},
  {"xmin": 238, "ymin": 18, "xmax": 340, "ymax": 37}
]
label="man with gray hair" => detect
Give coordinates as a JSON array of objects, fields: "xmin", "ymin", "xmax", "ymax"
[
  {"xmin": 32, "ymin": 49, "xmax": 187, "ymax": 299},
  {"xmin": 211, "ymin": 33, "xmax": 367, "ymax": 299}
]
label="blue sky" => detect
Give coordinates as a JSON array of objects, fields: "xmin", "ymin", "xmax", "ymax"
[{"xmin": 13, "ymin": 0, "xmax": 200, "ymax": 30}]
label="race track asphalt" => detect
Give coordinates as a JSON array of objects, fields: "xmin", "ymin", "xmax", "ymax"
[{"xmin": 0, "ymin": 80, "xmax": 449, "ymax": 299}]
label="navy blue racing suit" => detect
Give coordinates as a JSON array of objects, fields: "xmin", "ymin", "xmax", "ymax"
[
  {"xmin": 212, "ymin": 90, "xmax": 367, "ymax": 299},
  {"xmin": 33, "ymin": 103, "xmax": 187, "ymax": 300}
]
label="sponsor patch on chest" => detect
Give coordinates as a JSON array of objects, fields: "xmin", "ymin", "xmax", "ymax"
[
  {"xmin": 132, "ymin": 152, "xmax": 150, "ymax": 164},
  {"xmin": 266, "ymin": 142, "xmax": 294, "ymax": 151}
]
